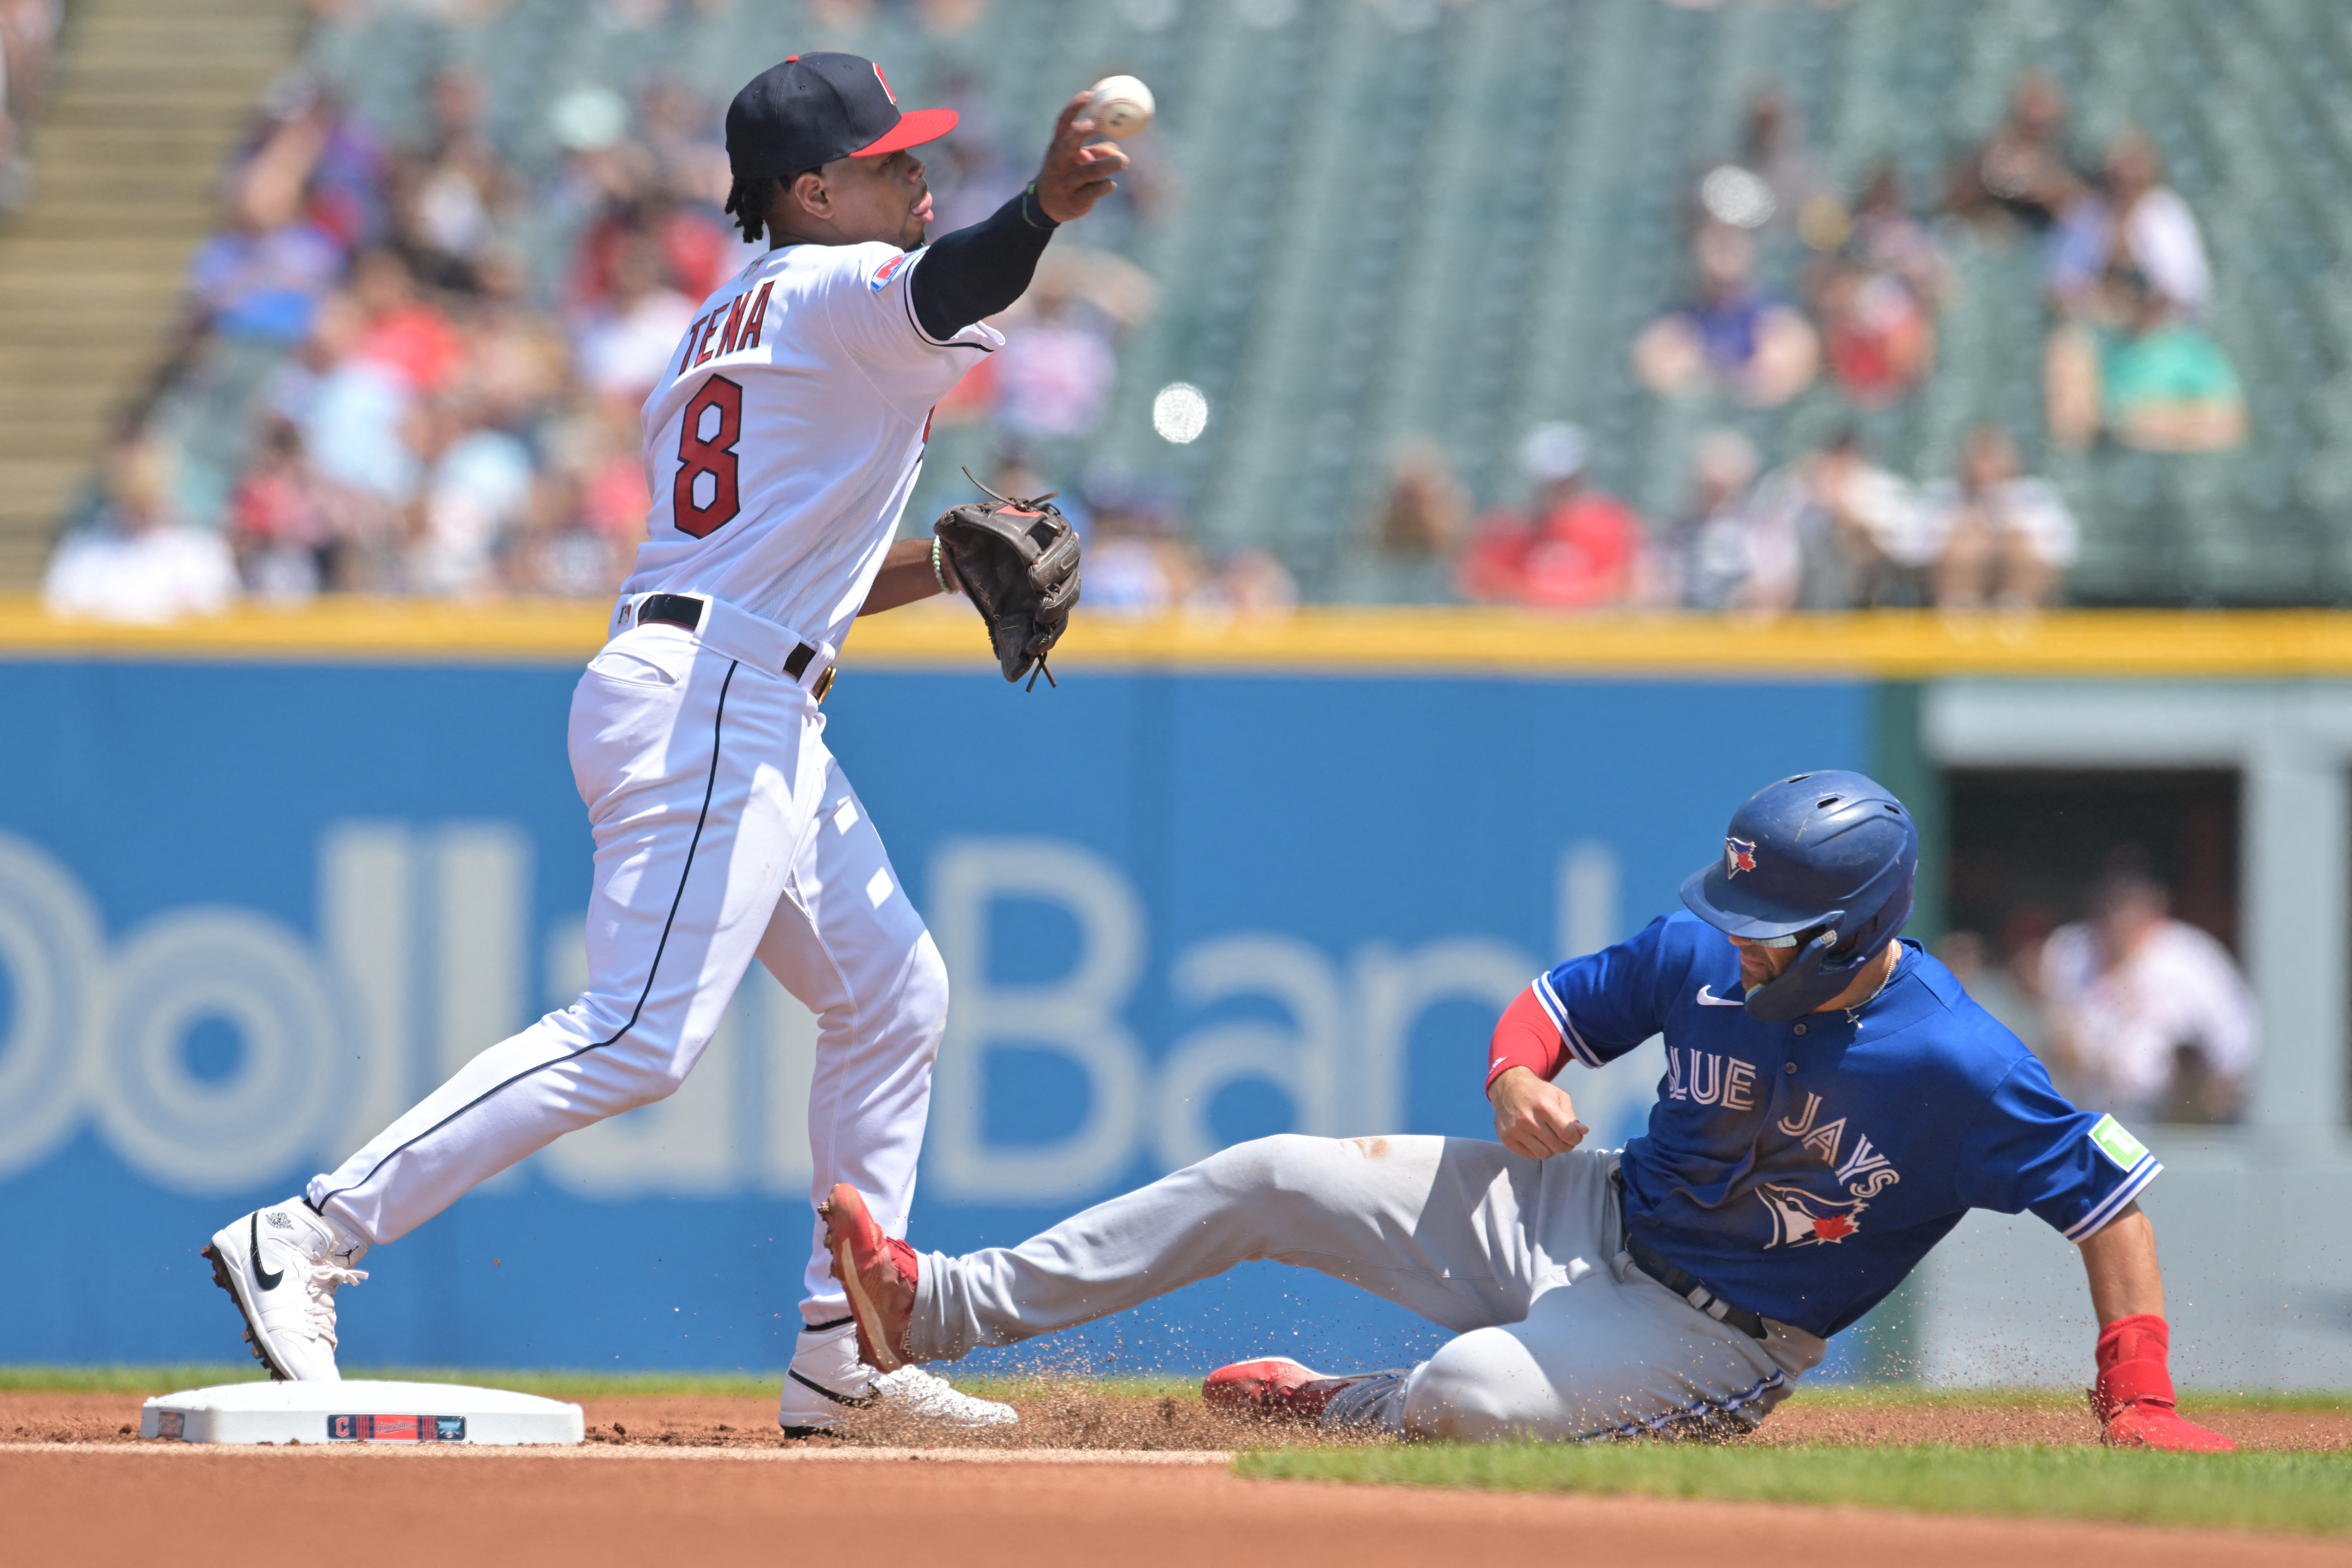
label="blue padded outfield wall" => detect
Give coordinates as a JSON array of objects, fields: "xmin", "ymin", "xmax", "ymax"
[{"xmin": 0, "ymin": 657, "xmax": 1869, "ymax": 1376}]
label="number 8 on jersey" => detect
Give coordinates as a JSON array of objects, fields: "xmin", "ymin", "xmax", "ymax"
[{"xmin": 674, "ymin": 375, "xmax": 745, "ymax": 539}]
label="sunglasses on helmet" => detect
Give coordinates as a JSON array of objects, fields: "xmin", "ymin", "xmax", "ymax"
[{"xmin": 1751, "ymin": 924, "xmax": 1834, "ymax": 950}]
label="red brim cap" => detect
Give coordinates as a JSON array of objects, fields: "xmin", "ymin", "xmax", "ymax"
[{"xmin": 849, "ymin": 106, "xmax": 958, "ymax": 159}]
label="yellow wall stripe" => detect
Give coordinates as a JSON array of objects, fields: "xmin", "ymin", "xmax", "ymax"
[{"xmin": 3, "ymin": 598, "xmax": 2350, "ymax": 678}]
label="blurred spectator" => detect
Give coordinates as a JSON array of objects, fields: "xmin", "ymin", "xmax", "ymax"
[
  {"xmin": 1915, "ymin": 426, "xmax": 2076, "ymax": 610},
  {"xmin": 2038, "ymin": 848, "xmax": 2256, "ymax": 1125},
  {"xmin": 44, "ymin": 440, "xmax": 238, "ymax": 623},
  {"xmin": 280, "ymin": 290, "xmax": 421, "ymax": 564},
  {"xmin": 1846, "ymin": 165, "xmax": 1951, "ymax": 301},
  {"xmin": 2046, "ymin": 265, "xmax": 2247, "ymax": 453},
  {"xmin": 1657, "ymin": 430, "xmax": 1794, "ymax": 613},
  {"xmin": 185, "ymin": 209, "xmax": 346, "ymax": 350},
  {"xmin": 229, "ymin": 419, "xmax": 335, "ymax": 602},
  {"xmin": 0, "ymin": 0, "xmax": 61, "ymax": 208},
  {"xmin": 1810, "ymin": 167, "xmax": 1945, "ymax": 410},
  {"xmin": 1814, "ymin": 260, "xmax": 1933, "ymax": 411},
  {"xmin": 1191, "ymin": 547, "xmax": 1298, "ymax": 618},
  {"xmin": 410, "ymin": 399, "xmax": 536, "ymax": 596},
  {"xmin": 1071, "ymin": 458, "xmax": 1198, "ymax": 616},
  {"xmin": 1333, "ymin": 440, "xmax": 1467, "ymax": 605},
  {"xmin": 638, "ymin": 77, "xmax": 733, "ymax": 214},
  {"xmin": 1747, "ymin": 428, "xmax": 1923, "ymax": 609},
  {"xmin": 1696, "ymin": 88, "xmax": 1833, "ymax": 247},
  {"xmin": 350, "ymin": 248, "xmax": 463, "ymax": 394},
  {"xmin": 991, "ymin": 248, "xmax": 1152, "ymax": 449},
  {"xmin": 184, "ymin": 100, "xmax": 350, "ymax": 347},
  {"xmin": 1945, "ymin": 70, "xmax": 2089, "ymax": 236},
  {"xmin": 1633, "ymin": 224, "xmax": 1819, "ymax": 408},
  {"xmin": 992, "ymin": 276, "xmax": 1119, "ymax": 442},
  {"xmin": 2049, "ymin": 129, "xmax": 2210, "ymax": 320},
  {"xmin": 1457, "ymin": 424, "xmax": 1646, "ymax": 610},
  {"xmin": 575, "ymin": 233, "xmax": 696, "ymax": 401},
  {"xmin": 388, "ymin": 68, "xmax": 515, "ymax": 292}
]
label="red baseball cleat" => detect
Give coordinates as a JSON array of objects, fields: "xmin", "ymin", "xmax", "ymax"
[
  {"xmin": 2099, "ymin": 1399, "xmax": 2238, "ymax": 1452},
  {"xmin": 818, "ymin": 1183, "xmax": 918, "ymax": 1373},
  {"xmin": 1203, "ymin": 1356, "xmax": 1371, "ymax": 1422}
]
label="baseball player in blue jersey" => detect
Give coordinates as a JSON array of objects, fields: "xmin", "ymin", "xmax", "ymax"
[{"xmin": 819, "ymin": 770, "xmax": 2233, "ymax": 1449}]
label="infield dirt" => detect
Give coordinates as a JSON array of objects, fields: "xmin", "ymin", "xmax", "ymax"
[
  {"xmin": 8, "ymin": 1444, "xmax": 2351, "ymax": 1568},
  {"xmin": 7, "ymin": 1386, "xmax": 2349, "ymax": 1451},
  {"xmin": 8, "ymin": 1388, "xmax": 2351, "ymax": 1568}
]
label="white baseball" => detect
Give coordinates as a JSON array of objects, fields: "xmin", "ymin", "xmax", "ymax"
[{"xmin": 1086, "ymin": 75, "xmax": 1155, "ymax": 140}]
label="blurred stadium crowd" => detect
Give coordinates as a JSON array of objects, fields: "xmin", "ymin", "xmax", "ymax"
[
  {"xmin": 20, "ymin": 0, "xmax": 2331, "ymax": 619},
  {"xmin": 0, "ymin": 0, "xmax": 55, "ymax": 212}
]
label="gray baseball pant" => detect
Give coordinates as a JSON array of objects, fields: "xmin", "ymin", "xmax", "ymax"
[{"xmin": 909, "ymin": 1134, "xmax": 1826, "ymax": 1441}]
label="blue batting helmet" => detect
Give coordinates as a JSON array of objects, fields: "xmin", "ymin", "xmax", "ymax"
[{"xmin": 1678, "ymin": 770, "xmax": 1919, "ymax": 1022}]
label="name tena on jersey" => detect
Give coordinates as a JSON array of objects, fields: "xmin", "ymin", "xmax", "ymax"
[
  {"xmin": 675, "ymin": 281, "xmax": 777, "ymax": 380},
  {"xmin": 1664, "ymin": 1047, "xmax": 1904, "ymax": 1199}
]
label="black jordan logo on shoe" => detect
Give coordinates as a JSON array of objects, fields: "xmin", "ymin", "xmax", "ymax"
[{"xmin": 250, "ymin": 1212, "xmax": 284, "ymax": 1292}]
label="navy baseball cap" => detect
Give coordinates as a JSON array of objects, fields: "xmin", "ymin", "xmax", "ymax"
[{"xmin": 726, "ymin": 52, "xmax": 957, "ymax": 182}]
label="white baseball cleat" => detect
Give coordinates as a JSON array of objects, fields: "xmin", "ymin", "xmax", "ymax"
[
  {"xmin": 777, "ymin": 1319, "xmax": 1016, "ymax": 1438},
  {"xmin": 201, "ymin": 1200, "xmax": 369, "ymax": 1382}
]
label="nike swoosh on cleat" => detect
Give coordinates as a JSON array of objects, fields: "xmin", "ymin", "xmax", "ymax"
[
  {"xmin": 1695, "ymin": 985, "xmax": 1746, "ymax": 1007},
  {"xmin": 251, "ymin": 1212, "xmax": 285, "ymax": 1292}
]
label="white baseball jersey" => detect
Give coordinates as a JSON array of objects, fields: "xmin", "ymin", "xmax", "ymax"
[{"xmin": 620, "ymin": 239, "xmax": 1003, "ymax": 646}]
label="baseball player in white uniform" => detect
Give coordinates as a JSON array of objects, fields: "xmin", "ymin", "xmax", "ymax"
[{"xmin": 202, "ymin": 54, "xmax": 1128, "ymax": 1437}]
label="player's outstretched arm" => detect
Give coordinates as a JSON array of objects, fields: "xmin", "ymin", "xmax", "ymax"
[
  {"xmin": 2075, "ymin": 1203, "xmax": 2235, "ymax": 1452},
  {"xmin": 859, "ymin": 537, "xmax": 960, "ymax": 617},
  {"xmin": 907, "ymin": 93, "xmax": 1130, "ymax": 341}
]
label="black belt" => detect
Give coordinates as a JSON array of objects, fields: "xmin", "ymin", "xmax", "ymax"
[
  {"xmin": 633, "ymin": 594, "xmax": 836, "ymax": 703},
  {"xmin": 634, "ymin": 592, "xmax": 706, "ymax": 632},
  {"xmin": 1614, "ymin": 1171, "xmax": 1767, "ymax": 1340}
]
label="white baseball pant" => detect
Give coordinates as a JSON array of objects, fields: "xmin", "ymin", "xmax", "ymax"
[
  {"xmin": 307, "ymin": 595, "xmax": 944, "ymax": 1319},
  {"xmin": 910, "ymin": 1135, "xmax": 1827, "ymax": 1441}
]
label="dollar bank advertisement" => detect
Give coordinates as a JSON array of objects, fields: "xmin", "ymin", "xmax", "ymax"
[{"xmin": 0, "ymin": 654, "xmax": 1868, "ymax": 1374}]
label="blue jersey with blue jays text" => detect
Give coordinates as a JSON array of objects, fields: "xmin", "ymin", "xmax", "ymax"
[{"xmin": 1535, "ymin": 911, "xmax": 2161, "ymax": 1339}]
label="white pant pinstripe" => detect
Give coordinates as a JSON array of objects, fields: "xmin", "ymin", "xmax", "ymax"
[{"xmin": 307, "ymin": 616, "xmax": 944, "ymax": 1318}]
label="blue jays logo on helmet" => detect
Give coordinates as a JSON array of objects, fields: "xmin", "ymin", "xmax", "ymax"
[
  {"xmin": 1756, "ymin": 1181, "xmax": 1867, "ymax": 1247},
  {"xmin": 1679, "ymin": 770, "xmax": 1919, "ymax": 1021}
]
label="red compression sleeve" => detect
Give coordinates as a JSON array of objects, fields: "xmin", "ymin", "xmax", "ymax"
[{"xmin": 1486, "ymin": 986, "xmax": 1570, "ymax": 1092}]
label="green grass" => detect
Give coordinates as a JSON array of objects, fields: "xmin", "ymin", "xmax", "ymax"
[
  {"xmin": 0, "ymin": 1364, "xmax": 1199, "ymax": 1402},
  {"xmin": 1784, "ymin": 1383, "xmax": 2348, "ymax": 1414},
  {"xmin": 1237, "ymin": 1443, "xmax": 2352, "ymax": 1536}
]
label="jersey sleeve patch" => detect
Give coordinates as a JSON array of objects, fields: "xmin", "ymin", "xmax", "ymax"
[
  {"xmin": 2087, "ymin": 1113, "xmax": 2149, "ymax": 1171},
  {"xmin": 870, "ymin": 250, "xmax": 915, "ymax": 291},
  {"xmin": 2059, "ymin": 1148, "xmax": 2161, "ymax": 1241}
]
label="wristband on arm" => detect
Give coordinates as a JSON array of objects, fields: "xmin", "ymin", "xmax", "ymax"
[
  {"xmin": 1486, "ymin": 986, "xmax": 1571, "ymax": 1093},
  {"xmin": 2089, "ymin": 1313, "xmax": 2236, "ymax": 1451}
]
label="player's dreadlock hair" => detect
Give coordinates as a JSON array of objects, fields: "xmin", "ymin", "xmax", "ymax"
[
  {"xmin": 725, "ymin": 174, "xmax": 777, "ymax": 245},
  {"xmin": 727, "ymin": 170, "xmax": 818, "ymax": 246}
]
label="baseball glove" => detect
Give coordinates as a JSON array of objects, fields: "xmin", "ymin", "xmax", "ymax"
[{"xmin": 934, "ymin": 470, "xmax": 1082, "ymax": 688}]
